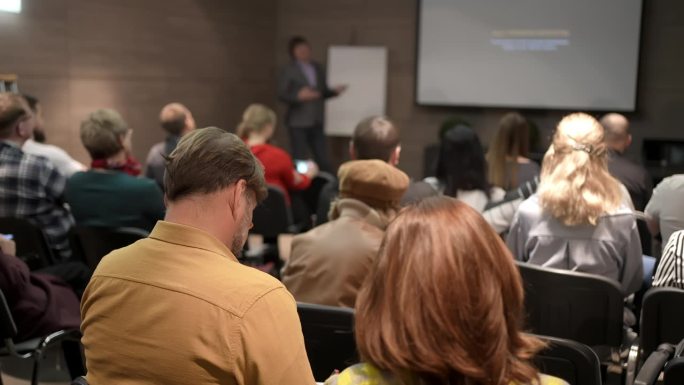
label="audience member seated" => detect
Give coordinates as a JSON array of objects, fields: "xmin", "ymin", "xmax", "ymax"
[
  {"xmin": 145, "ymin": 102, "xmax": 195, "ymax": 189},
  {"xmin": 483, "ymin": 177, "xmax": 539, "ymax": 235},
  {"xmin": 0, "ymin": 235, "xmax": 80, "ymax": 342},
  {"xmin": 80, "ymin": 127, "xmax": 315, "ymax": 384},
  {"xmin": 652, "ymin": 230, "xmax": 684, "ymax": 289},
  {"xmin": 282, "ymin": 159, "xmax": 409, "ymax": 308},
  {"xmin": 425, "ymin": 124, "xmax": 505, "ymax": 212},
  {"xmin": 21, "ymin": 95, "xmax": 86, "ymax": 177},
  {"xmin": 317, "ymin": 116, "xmax": 436, "ymax": 224},
  {"xmin": 238, "ymin": 103, "xmax": 317, "ymax": 203},
  {"xmin": 507, "ymin": 113, "xmax": 643, "ymax": 295},
  {"xmin": 328, "ymin": 197, "xmax": 566, "ymax": 385},
  {"xmin": 645, "ymin": 174, "xmax": 684, "ymax": 247},
  {"xmin": 487, "ymin": 112, "xmax": 540, "ymax": 191},
  {"xmin": 66, "ymin": 109, "xmax": 164, "ymax": 232},
  {"xmin": 601, "ymin": 113, "xmax": 652, "ymax": 211},
  {"xmin": 0, "ymin": 93, "xmax": 74, "ymax": 259}
]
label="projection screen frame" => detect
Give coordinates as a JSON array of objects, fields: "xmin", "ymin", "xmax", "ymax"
[{"xmin": 414, "ymin": 0, "xmax": 645, "ymax": 112}]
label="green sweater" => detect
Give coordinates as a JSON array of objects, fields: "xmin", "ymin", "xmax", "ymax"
[{"xmin": 66, "ymin": 171, "xmax": 165, "ymax": 232}]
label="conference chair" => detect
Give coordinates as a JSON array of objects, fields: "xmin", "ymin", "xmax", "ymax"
[
  {"xmin": 70, "ymin": 226, "xmax": 148, "ymax": 269},
  {"xmin": 516, "ymin": 262, "xmax": 639, "ymax": 385},
  {"xmin": 533, "ymin": 335, "xmax": 602, "ymax": 385},
  {"xmin": 71, "ymin": 377, "xmax": 88, "ymax": 385},
  {"xmin": 0, "ymin": 217, "xmax": 54, "ymax": 269},
  {"xmin": 296, "ymin": 302, "xmax": 357, "ymax": 381},
  {"xmin": 640, "ymin": 287, "xmax": 684, "ymax": 359},
  {"xmin": 252, "ymin": 185, "xmax": 297, "ymax": 239},
  {"xmin": 0, "ymin": 289, "xmax": 83, "ymax": 385},
  {"xmin": 633, "ymin": 339, "xmax": 684, "ymax": 385}
]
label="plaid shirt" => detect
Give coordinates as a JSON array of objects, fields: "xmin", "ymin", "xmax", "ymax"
[{"xmin": 0, "ymin": 141, "xmax": 74, "ymax": 259}]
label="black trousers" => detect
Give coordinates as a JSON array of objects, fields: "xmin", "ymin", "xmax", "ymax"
[{"xmin": 288, "ymin": 123, "xmax": 331, "ymax": 172}]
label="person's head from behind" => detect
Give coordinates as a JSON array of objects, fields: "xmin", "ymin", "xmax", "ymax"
[
  {"xmin": 350, "ymin": 116, "xmax": 401, "ymax": 166},
  {"xmin": 0, "ymin": 93, "xmax": 36, "ymax": 145},
  {"xmin": 487, "ymin": 112, "xmax": 530, "ymax": 189},
  {"xmin": 164, "ymin": 127, "xmax": 267, "ymax": 255},
  {"xmin": 356, "ymin": 196, "xmax": 544, "ymax": 385},
  {"xmin": 80, "ymin": 109, "xmax": 132, "ymax": 161},
  {"xmin": 600, "ymin": 113, "xmax": 631, "ymax": 153},
  {"xmin": 436, "ymin": 124, "xmax": 489, "ymax": 196},
  {"xmin": 22, "ymin": 94, "xmax": 46, "ymax": 143},
  {"xmin": 539, "ymin": 112, "xmax": 622, "ymax": 226},
  {"xmin": 288, "ymin": 35, "xmax": 311, "ymax": 62},
  {"xmin": 159, "ymin": 103, "xmax": 195, "ymax": 137},
  {"xmin": 333, "ymin": 159, "xmax": 409, "ymax": 225},
  {"xmin": 236, "ymin": 104, "xmax": 276, "ymax": 140}
]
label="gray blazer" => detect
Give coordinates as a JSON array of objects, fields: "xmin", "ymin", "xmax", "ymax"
[{"xmin": 278, "ymin": 61, "xmax": 337, "ymax": 128}]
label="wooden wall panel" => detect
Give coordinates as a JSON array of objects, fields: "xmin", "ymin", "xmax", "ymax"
[{"xmin": 0, "ymin": 0, "xmax": 276, "ymax": 164}]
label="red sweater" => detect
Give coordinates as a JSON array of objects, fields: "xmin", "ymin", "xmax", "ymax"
[{"xmin": 250, "ymin": 144, "xmax": 311, "ymax": 203}]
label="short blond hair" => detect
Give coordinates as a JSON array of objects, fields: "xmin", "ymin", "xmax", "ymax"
[
  {"xmin": 538, "ymin": 113, "xmax": 623, "ymax": 226},
  {"xmin": 236, "ymin": 104, "xmax": 276, "ymax": 138},
  {"xmin": 80, "ymin": 109, "xmax": 128, "ymax": 159}
]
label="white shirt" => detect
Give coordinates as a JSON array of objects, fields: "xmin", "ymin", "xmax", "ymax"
[
  {"xmin": 22, "ymin": 139, "xmax": 85, "ymax": 177},
  {"xmin": 645, "ymin": 174, "xmax": 684, "ymax": 247}
]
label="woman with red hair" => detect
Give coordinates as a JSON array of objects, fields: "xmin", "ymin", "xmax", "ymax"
[{"xmin": 329, "ymin": 196, "xmax": 566, "ymax": 385}]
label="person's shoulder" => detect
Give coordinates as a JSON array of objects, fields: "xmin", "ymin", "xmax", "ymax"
[
  {"xmin": 656, "ymin": 174, "xmax": 684, "ymax": 190},
  {"xmin": 146, "ymin": 142, "xmax": 166, "ymax": 163},
  {"xmin": 517, "ymin": 194, "xmax": 543, "ymax": 218},
  {"xmin": 333, "ymin": 363, "xmax": 399, "ymax": 385}
]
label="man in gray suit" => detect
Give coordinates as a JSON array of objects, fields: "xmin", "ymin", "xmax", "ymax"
[{"xmin": 278, "ymin": 36, "xmax": 346, "ymax": 172}]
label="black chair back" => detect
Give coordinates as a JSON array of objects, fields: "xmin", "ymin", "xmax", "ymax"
[
  {"xmin": 71, "ymin": 376, "xmax": 89, "ymax": 385},
  {"xmin": 297, "ymin": 302, "xmax": 357, "ymax": 381},
  {"xmin": 640, "ymin": 287, "xmax": 684, "ymax": 358},
  {"xmin": 252, "ymin": 185, "xmax": 293, "ymax": 239},
  {"xmin": 533, "ymin": 335, "xmax": 602, "ymax": 385},
  {"xmin": 0, "ymin": 289, "xmax": 17, "ymax": 341},
  {"xmin": 664, "ymin": 339, "xmax": 684, "ymax": 385},
  {"xmin": 0, "ymin": 217, "xmax": 54, "ymax": 268},
  {"xmin": 517, "ymin": 262, "xmax": 624, "ymax": 347},
  {"xmin": 71, "ymin": 226, "xmax": 148, "ymax": 269}
]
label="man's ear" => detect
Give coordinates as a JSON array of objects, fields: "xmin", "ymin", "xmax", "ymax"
[
  {"xmin": 390, "ymin": 145, "xmax": 401, "ymax": 166},
  {"xmin": 626, "ymin": 134, "xmax": 633, "ymax": 149},
  {"xmin": 349, "ymin": 141, "xmax": 356, "ymax": 160},
  {"xmin": 230, "ymin": 180, "xmax": 248, "ymax": 211}
]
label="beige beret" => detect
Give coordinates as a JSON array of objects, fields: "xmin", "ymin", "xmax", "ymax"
[{"xmin": 337, "ymin": 160, "xmax": 410, "ymax": 207}]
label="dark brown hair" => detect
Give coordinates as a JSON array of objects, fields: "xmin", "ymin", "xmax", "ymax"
[
  {"xmin": 355, "ymin": 196, "xmax": 544, "ymax": 385},
  {"xmin": 164, "ymin": 127, "xmax": 267, "ymax": 203},
  {"xmin": 352, "ymin": 116, "xmax": 400, "ymax": 162},
  {"xmin": 487, "ymin": 112, "xmax": 530, "ymax": 189}
]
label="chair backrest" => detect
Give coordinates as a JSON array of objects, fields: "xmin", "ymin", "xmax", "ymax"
[
  {"xmin": 71, "ymin": 226, "xmax": 148, "ymax": 269},
  {"xmin": 297, "ymin": 302, "xmax": 357, "ymax": 381},
  {"xmin": 251, "ymin": 185, "xmax": 293, "ymax": 239},
  {"xmin": 300, "ymin": 172, "xmax": 336, "ymax": 213},
  {"xmin": 533, "ymin": 335, "xmax": 602, "ymax": 385},
  {"xmin": 517, "ymin": 262, "xmax": 624, "ymax": 347},
  {"xmin": 640, "ymin": 287, "xmax": 684, "ymax": 358},
  {"xmin": 0, "ymin": 289, "xmax": 17, "ymax": 341},
  {"xmin": 664, "ymin": 339, "xmax": 684, "ymax": 385},
  {"xmin": 0, "ymin": 217, "xmax": 54, "ymax": 268}
]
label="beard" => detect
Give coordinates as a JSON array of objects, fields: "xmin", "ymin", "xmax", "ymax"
[{"xmin": 230, "ymin": 207, "xmax": 252, "ymax": 256}]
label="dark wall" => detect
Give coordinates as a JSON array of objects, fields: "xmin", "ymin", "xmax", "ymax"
[
  {"xmin": 0, "ymin": 0, "xmax": 277, "ymax": 163},
  {"xmin": 275, "ymin": 0, "xmax": 684, "ymax": 179},
  {"xmin": 2, "ymin": 1, "xmax": 681, "ymax": 179}
]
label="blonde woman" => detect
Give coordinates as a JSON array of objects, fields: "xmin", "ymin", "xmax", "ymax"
[
  {"xmin": 487, "ymin": 112, "xmax": 540, "ymax": 190},
  {"xmin": 506, "ymin": 113, "xmax": 643, "ymax": 295},
  {"xmin": 237, "ymin": 103, "xmax": 317, "ymax": 204}
]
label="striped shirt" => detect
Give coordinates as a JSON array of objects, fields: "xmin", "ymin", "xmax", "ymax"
[{"xmin": 653, "ymin": 230, "xmax": 684, "ymax": 289}]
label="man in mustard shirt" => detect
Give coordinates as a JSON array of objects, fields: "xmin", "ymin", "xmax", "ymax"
[{"xmin": 80, "ymin": 127, "xmax": 316, "ymax": 385}]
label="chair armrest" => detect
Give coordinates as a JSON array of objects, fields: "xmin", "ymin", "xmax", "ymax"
[{"xmin": 634, "ymin": 343, "xmax": 675, "ymax": 385}]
